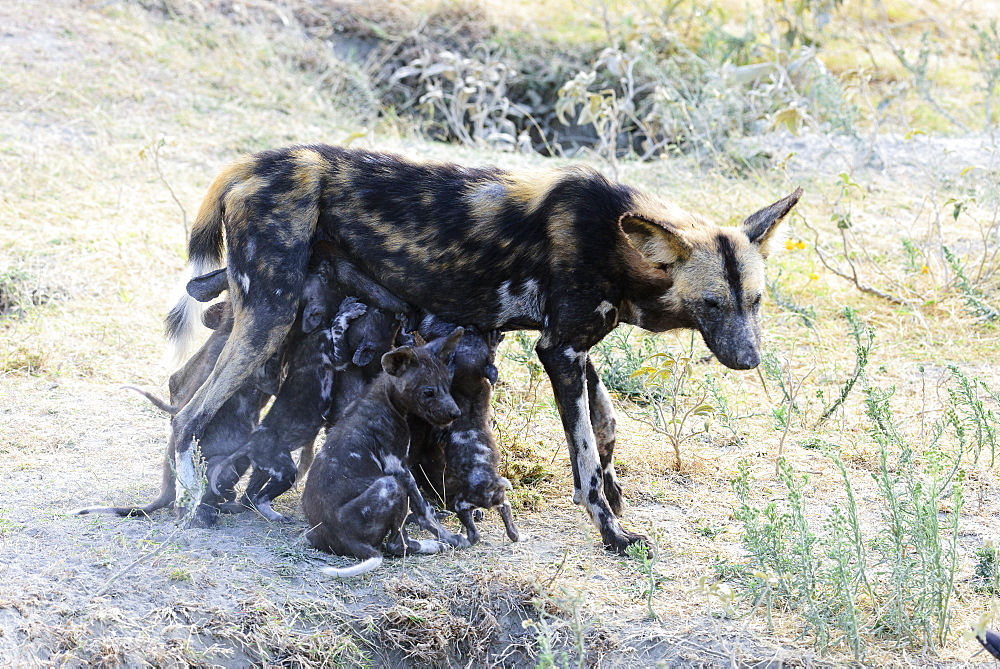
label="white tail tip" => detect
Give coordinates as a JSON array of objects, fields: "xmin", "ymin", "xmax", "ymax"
[{"xmin": 320, "ymin": 556, "xmax": 383, "ymax": 578}]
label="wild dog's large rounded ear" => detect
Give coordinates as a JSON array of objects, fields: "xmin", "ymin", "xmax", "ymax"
[
  {"xmin": 353, "ymin": 343, "xmax": 376, "ymax": 367},
  {"xmin": 428, "ymin": 326, "xmax": 465, "ymax": 364},
  {"xmin": 619, "ymin": 213, "xmax": 693, "ymax": 266},
  {"xmin": 301, "ymin": 303, "xmax": 326, "ymax": 333},
  {"xmin": 742, "ymin": 187, "xmax": 803, "ymax": 258},
  {"xmin": 382, "ymin": 347, "xmax": 416, "ymax": 377}
]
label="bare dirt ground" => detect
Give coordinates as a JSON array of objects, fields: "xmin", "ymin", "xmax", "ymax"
[{"xmin": 2, "ymin": 1, "xmax": 1000, "ymax": 667}]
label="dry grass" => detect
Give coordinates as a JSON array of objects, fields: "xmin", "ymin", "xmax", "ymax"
[{"xmin": 2, "ymin": 0, "xmax": 1000, "ymax": 666}]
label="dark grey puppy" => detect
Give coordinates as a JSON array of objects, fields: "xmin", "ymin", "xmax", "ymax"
[
  {"xmin": 318, "ymin": 243, "xmax": 411, "ymax": 425},
  {"xmin": 72, "ymin": 269, "xmax": 270, "ymax": 528},
  {"xmin": 208, "ymin": 295, "xmax": 367, "ymax": 520},
  {"xmin": 302, "ymin": 328, "xmax": 470, "ymax": 578},
  {"xmin": 409, "ymin": 315, "xmax": 519, "ymax": 545}
]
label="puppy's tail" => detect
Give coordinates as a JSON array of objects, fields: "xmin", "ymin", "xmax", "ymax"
[
  {"xmin": 320, "ymin": 556, "xmax": 383, "ymax": 578},
  {"xmin": 208, "ymin": 443, "xmax": 251, "ymax": 497},
  {"xmin": 164, "ymin": 160, "xmax": 249, "ymax": 368},
  {"xmin": 121, "ymin": 385, "xmax": 178, "ymax": 415}
]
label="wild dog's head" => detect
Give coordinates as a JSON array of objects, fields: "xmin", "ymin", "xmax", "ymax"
[
  {"xmin": 381, "ymin": 327, "xmax": 464, "ymax": 425},
  {"xmin": 620, "ymin": 188, "xmax": 802, "ymax": 370}
]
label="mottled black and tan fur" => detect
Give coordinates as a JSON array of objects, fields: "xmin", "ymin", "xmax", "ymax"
[{"xmin": 165, "ymin": 145, "xmax": 801, "ymax": 553}]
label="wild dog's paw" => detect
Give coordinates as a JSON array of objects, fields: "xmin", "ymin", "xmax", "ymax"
[
  {"xmin": 602, "ymin": 528, "xmax": 654, "ymax": 557},
  {"xmin": 337, "ymin": 296, "xmax": 368, "ymax": 320},
  {"xmin": 216, "ymin": 502, "xmax": 249, "ymax": 515},
  {"xmin": 184, "ymin": 504, "xmax": 219, "ymax": 529},
  {"xmin": 254, "ymin": 500, "xmax": 293, "ymax": 523},
  {"xmin": 440, "ymin": 530, "xmax": 470, "ymax": 549}
]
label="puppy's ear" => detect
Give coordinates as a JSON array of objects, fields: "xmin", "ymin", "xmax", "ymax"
[
  {"xmin": 431, "ymin": 327, "xmax": 464, "ymax": 364},
  {"xmin": 201, "ymin": 302, "xmax": 226, "ymax": 329},
  {"xmin": 301, "ymin": 304, "xmax": 325, "ymax": 333},
  {"xmin": 382, "ymin": 347, "xmax": 416, "ymax": 377},
  {"xmin": 253, "ymin": 353, "xmax": 282, "ymax": 396},
  {"xmin": 619, "ymin": 213, "xmax": 692, "ymax": 266},
  {"xmin": 742, "ymin": 187, "xmax": 802, "ymax": 258},
  {"xmin": 187, "ymin": 268, "xmax": 229, "ymax": 302},
  {"xmin": 353, "ymin": 343, "xmax": 376, "ymax": 367}
]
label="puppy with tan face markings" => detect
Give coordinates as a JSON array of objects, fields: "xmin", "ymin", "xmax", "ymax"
[{"xmin": 302, "ymin": 328, "xmax": 470, "ymax": 578}]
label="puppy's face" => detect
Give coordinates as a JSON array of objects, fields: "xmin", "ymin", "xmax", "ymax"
[{"xmin": 382, "ymin": 340, "xmax": 463, "ymax": 426}]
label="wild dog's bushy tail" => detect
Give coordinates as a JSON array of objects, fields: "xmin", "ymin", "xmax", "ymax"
[
  {"xmin": 164, "ymin": 160, "xmax": 248, "ymax": 367},
  {"xmin": 320, "ymin": 556, "xmax": 384, "ymax": 578}
]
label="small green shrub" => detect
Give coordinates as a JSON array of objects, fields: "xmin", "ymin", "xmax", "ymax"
[
  {"xmin": 730, "ymin": 377, "xmax": 967, "ymax": 659},
  {"xmin": 814, "ymin": 307, "xmax": 873, "ymax": 426},
  {"xmin": 974, "ymin": 545, "xmax": 1000, "ymax": 595}
]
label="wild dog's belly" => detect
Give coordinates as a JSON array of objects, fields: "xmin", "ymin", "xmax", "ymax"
[{"xmin": 329, "ymin": 229, "xmax": 547, "ymax": 331}]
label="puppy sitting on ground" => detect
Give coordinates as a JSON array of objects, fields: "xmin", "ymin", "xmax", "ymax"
[
  {"xmin": 207, "ymin": 290, "xmax": 367, "ymax": 521},
  {"xmin": 302, "ymin": 327, "xmax": 470, "ymax": 577},
  {"xmin": 409, "ymin": 315, "xmax": 519, "ymax": 545}
]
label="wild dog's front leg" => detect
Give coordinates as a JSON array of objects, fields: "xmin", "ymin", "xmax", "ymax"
[
  {"xmin": 586, "ymin": 358, "xmax": 623, "ymax": 516},
  {"xmin": 536, "ymin": 337, "xmax": 648, "ymax": 554}
]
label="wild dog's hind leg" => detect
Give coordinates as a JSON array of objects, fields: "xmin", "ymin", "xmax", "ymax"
[
  {"xmin": 536, "ymin": 336, "xmax": 648, "ymax": 554},
  {"xmin": 338, "ymin": 476, "xmax": 409, "ymax": 558},
  {"xmin": 586, "ymin": 358, "xmax": 623, "ymax": 516},
  {"xmin": 171, "ymin": 263, "xmax": 307, "ymax": 500}
]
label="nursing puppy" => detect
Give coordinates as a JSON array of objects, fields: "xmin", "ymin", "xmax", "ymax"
[
  {"xmin": 409, "ymin": 315, "xmax": 518, "ymax": 544},
  {"xmin": 208, "ymin": 295, "xmax": 367, "ymax": 520},
  {"xmin": 302, "ymin": 328, "xmax": 470, "ymax": 577},
  {"xmin": 73, "ymin": 270, "xmax": 269, "ymax": 527}
]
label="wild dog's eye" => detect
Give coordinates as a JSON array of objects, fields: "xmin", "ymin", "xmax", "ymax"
[
  {"xmin": 751, "ymin": 294, "xmax": 762, "ymax": 309},
  {"xmin": 704, "ymin": 296, "xmax": 722, "ymax": 310},
  {"xmin": 421, "ymin": 387, "xmax": 436, "ymax": 398}
]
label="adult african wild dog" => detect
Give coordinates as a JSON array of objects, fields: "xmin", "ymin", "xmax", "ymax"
[{"xmin": 165, "ymin": 145, "xmax": 801, "ymax": 553}]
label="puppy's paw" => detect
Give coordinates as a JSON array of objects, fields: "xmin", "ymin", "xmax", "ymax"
[
  {"xmin": 415, "ymin": 539, "xmax": 449, "ymax": 554},
  {"xmin": 344, "ymin": 303, "xmax": 367, "ymax": 320},
  {"xmin": 337, "ymin": 296, "xmax": 367, "ymax": 320},
  {"xmin": 254, "ymin": 500, "xmax": 293, "ymax": 522},
  {"xmin": 441, "ymin": 531, "xmax": 470, "ymax": 549}
]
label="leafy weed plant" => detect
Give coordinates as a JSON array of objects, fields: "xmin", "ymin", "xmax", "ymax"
[
  {"xmin": 732, "ymin": 431, "xmax": 964, "ymax": 660},
  {"xmin": 627, "ymin": 349, "xmax": 714, "ymax": 471},
  {"xmin": 816, "ymin": 307, "xmax": 874, "ymax": 426}
]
